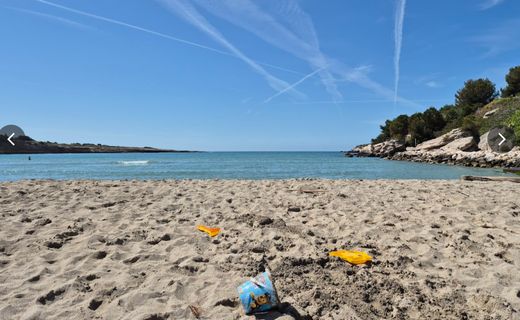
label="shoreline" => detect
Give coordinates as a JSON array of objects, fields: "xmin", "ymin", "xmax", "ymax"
[
  {"xmin": 346, "ymin": 148, "xmax": 520, "ymax": 169},
  {"xmin": 1, "ymin": 179, "xmax": 518, "ymax": 319},
  {"xmin": 345, "ymin": 128, "xmax": 520, "ymax": 169}
]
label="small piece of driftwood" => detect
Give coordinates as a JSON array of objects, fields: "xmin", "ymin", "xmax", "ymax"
[
  {"xmin": 461, "ymin": 175, "xmax": 520, "ymax": 183},
  {"xmin": 188, "ymin": 305, "xmax": 202, "ymax": 319}
]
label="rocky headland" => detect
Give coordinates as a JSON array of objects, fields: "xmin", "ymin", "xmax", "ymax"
[
  {"xmin": 346, "ymin": 68, "xmax": 520, "ymax": 170},
  {"xmin": 346, "ymin": 128, "xmax": 520, "ymax": 168},
  {"xmin": 0, "ymin": 135, "xmax": 191, "ymax": 154}
]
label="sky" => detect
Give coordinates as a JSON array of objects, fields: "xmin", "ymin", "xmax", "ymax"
[{"xmin": 1, "ymin": 0, "xmax": 519, "ymax": 151}]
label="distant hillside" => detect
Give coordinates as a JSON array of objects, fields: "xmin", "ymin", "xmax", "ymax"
[{"xmin": 0, "ymin": 135, "xmax": 191, "ymax": 154}]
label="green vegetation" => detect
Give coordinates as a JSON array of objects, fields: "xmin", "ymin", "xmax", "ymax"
[
  {"xmin": 507, "ymin": 109, "xmax": 520, "ymax": 145},
  {"xmin": 455, "ymin": 79, "xmax": 497, "ymax": 116},
  {"xmin": 372, "ymin": 65, "xmax": 520, "ymax": 146},
  {"xmin": 477, "ymin": 97, "xmax": 520, "ymax": 135},
  {"xmin": 501, "ymin": 66, "xmax": 520, "ymax": 98}
]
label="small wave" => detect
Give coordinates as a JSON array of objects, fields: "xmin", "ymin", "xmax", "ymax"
[{"xmin": 117, "ymin": 160, "xmax": 150, "ymax": 166}]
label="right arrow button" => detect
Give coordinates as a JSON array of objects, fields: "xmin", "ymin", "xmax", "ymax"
[
  {"xmin": 498, "ymin": 133, "xmax": 506, "ymax": 146},
  {"xmin": 487, "ymin": 127, "xmax": 515, "ymax": 153}
]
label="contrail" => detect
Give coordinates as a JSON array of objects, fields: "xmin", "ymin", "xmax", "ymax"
[
  {"xmin": 193, "ymin": 0, "xmax": 343, "ymax": 101},
  {"xmin": 35, "ymin": 0, "xmax": 229, "ymax": 54},
  {"xmin": 34, "ymin": 0, "xmax": 303, "ymax": 76},
  {"xmin": 394, "ymin": 0, "xmax": 406, "ymax": 105},
  {"xmin": 264, "ymin": 67, "xmax": 325, "ymax": 103},
  {"xmin": 5, "ymin": 6, "xmax": 94, "ymax": 31},
  {"xmin": 159, "ymin": 0, "xmax": 303, "ymax": 97}
]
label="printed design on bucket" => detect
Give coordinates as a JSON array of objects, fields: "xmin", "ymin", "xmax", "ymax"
[
  {"xmin": 237, "ymin": 271, "xmax": 279, "ymax": 315},
  {"xmin": 250, "ymin": 291, "xmax": 270, "ymax": 310}
]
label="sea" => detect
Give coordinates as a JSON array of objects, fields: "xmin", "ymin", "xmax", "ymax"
[{"xmin": 0, "ymin": 152, "xmax": 513, "ymax": 181}]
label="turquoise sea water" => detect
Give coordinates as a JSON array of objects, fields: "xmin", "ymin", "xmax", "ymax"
[{"xmin": 0, "ymin": 152, "xmax": 512, "ymax": 181}]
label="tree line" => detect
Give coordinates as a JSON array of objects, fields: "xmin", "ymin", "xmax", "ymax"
[{"xmin": 373, "ymin": 66, "xmax": 520, "ymax": 144}]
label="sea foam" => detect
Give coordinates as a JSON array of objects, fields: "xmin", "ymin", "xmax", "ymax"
[{"xmin": 117, "ymin": 160, "xmax": 150, "ymax": 166}]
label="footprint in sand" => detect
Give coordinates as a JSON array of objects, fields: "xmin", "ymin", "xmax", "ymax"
[
  {"xmin": 36, "ymin": 288, "xmax": 66, "ymax": 305},
  {"xmin": 94, "ymin": 251, "xmax": 108, "ymax": 259}
]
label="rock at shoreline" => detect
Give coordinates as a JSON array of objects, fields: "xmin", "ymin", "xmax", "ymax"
[
  {"xmin": 346, "ymin": 127, "xmax": 520, "ymax": 169},
  {"xmin": 441, "ymin": 136, "xmax": 477, "ymax": 152},
  {"xmin": 347, "ymin": 139, "xmax": 405, "ymax": 157},
  {"xmin": 415, "ymin": 129, "xmax": 470, "ymax": 150},
  {"xmin": 390, "ymin": 148, "xmax": 520, "ymax": 168},
  {"xmin": 478, "ymin": 131, "xmax": 492, "ymax": 152}
]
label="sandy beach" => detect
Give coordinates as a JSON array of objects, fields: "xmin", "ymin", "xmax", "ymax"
[{"xmin": 0, "ymin": 179, "xmax": 519, "ymax": 319}]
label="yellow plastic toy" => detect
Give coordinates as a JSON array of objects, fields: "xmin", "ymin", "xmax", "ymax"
[
  {"xmin": 197, "ymin": 225, "xmax": 221, "ymax": 237},
  {"xmin": 329, "ymin": 250, "xmax": 372, "ymax": 265}
]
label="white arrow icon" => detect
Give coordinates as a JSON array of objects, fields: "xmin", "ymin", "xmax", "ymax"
[
  {"xmin": 498, "ymin": 133, "xmax": 506, "ymax": 146},
  {"xmin": 7, "ymin": 133, "xmax": 15, "ymax": 146}
]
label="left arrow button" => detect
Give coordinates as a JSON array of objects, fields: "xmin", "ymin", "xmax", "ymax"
[
  {"xmin": 7, "ymin": 133, "xmax": 15, "ymax": 146},
  {"xmin": 1, "ymin": 125, "xmax": 26, "ymax": 146}
]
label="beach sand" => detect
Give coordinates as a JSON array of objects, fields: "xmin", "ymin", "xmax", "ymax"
[{"xmin": 0, "ymin": 179, "xmax": 519, "ymax": 319}]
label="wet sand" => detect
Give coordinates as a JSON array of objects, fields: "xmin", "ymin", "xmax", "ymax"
[{"xmin": 0, "ymin": 179, "xmax": 519, "ymax": 319}]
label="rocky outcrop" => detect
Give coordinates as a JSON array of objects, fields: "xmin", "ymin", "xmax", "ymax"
[
  {"xmin": 478, "ymin": 132, "xmax": 492, "ymax": 152},
  {"xmin": 441, "ymin": 136, "xmax": 477, "ymax": 151},
  {"xmin": 415, "ymin": 129, "xmax": 470, "ymax": 150},
  {"xmin": 483, "ymin": 108, "xmax": 498, "ymax": 119},
  {"xmin": 346, "ymin": 139, "xmax": 405, "ymax": 157},
  {"xmin": 390, "ymin": 149, "xmax": 520, "ymax": 168},
  {"xmin": 346, "ymin": 128, "xmax": 520, "ymax": 169}
]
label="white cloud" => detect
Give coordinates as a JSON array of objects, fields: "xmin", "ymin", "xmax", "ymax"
[
  {"xmin": 479, "ymin": 0, "xmax": 505, "ymax": 10},
  {"xmin": 425, "ymin": 81, "xmax": 440, "ymax": 88},
  {"xmin": 415, "ymin": 74, "xmax": 443, "ymax": 88}
]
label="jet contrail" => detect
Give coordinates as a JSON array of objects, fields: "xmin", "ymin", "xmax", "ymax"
[
  {"xmin": 158, "ymin": 0, "xmax": 303, "ymax": 97},
  {"xmin": 394, "ymin": 0, "xmax": 406, "ymax": 105},
  {"xmin": 264, "ymin": 67, "xmax": 325, "ymax": 103},
  {"xmin": 34, "ymin": 0, "xmax": 303, "ymax": 75},
  {"xmin": 5, "ymin": 6, "xmax": 94, "ymax": 30}
]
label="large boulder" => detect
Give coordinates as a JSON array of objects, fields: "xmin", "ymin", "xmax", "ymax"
[
  {"xmin": 346, "ymin": 144, "xmax": 373, "ymax": 157},
  {"xmin": 347, "ymin": 139, "xmax": 405, "ymax": 157},
  {"xmin": 415, "ymin": 128, "xmax": 470, "ymax": 150},
  {"xmin": 478, "ymin": 131, "xmax": 491, "ymax": 151},
  {"xmin": 441, "ymin": 136, "xmax": 477, "ymax": 151},
  {"xmin": 371, "ymin": 139, "xmax": 405, "ymax": 157}
]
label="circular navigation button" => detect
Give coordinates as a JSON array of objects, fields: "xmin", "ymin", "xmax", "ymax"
[
  {"xmin": 0, "ymin": 124, "xmax": 25, "ymax": 138},
  {"xmin": 487, "ymin": 126, "xmax": 515, "ymax": 153},
  {"xmin": 0, "ymin": 125, "xmax": 26, "ymax": 147}
]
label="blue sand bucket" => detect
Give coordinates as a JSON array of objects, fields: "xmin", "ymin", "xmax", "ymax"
[{"xmin": 237, "ymin": 270, "xmax": 279, "ymax": 315}]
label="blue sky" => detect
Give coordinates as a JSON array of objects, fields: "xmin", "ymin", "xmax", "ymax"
[{"xmin": 1, "ymin": 0, "xmax": 519, "ymax": 151}]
